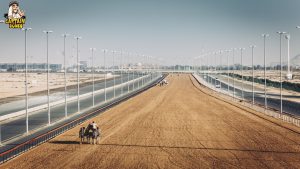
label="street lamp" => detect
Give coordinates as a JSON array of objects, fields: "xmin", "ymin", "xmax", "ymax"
[
  {"xmin": 214, "ymin": 52, "xmax": 217, "ymax": 88},
  {"xmin": 62, "ymin": 34, "xmax": 70, "ymax": 118},
  {"xmin": 232, "ymin": 48, "xmax": 236, "ymax": 99},
  {"xmin": 43, "ymin": 30, "xmax": 53, "ymax": 125},
  {"xmin": 22, "ymin": 27, "xmax": 32, "ymax": 134},
  {"xmin": 132, "ymin": 53, "xmax": 135, "ymax": 90},
  {"xmin": 74, "ymin": 36, "xmax": 82, "ymax": 113},
  {"xmin": 225, "ymin": 50, "xmax": 230, "ymax": 93},
  {"xmin": 285, "ymin": 34, "xmax": 292, "ymax": 80},
  {"xmin": 0, "ymin": 20, "xmax": 4, "ymax": 143},
  {"xmin": 112, "ymin": 50, "xmax": 116, "ymax": 98},
  {"xmin": 137, "ymin": 53, "xmax": 141, "ymax": 89},
  {"xmin": 218, "ymin": 50, "xmax": 222, "ymax": 90},
  {"xmin": 90, "ymin": 48, "xmax": 96, "ymax": 107},
  {"xmin": 240, "ymin": 48, "xmax": 245, "ymax": 101},
  {"xmin": 102, "ymin": 49, "xmax": 107, "ymax": 102},
  {"xmin": 262, "ymin": 34, "xmax": 269, "ymax": 110},
  {"xmin": 276, "ymin": 31, "xmax": 287, "ymax": 116},
  {"xmin": 250, "ymin": 45, "xmax": 256, "ymax": 105},
  {"xmin": 127, "ymin": 52, "xmax": 130, "ymax": 93},
  {"xmin": 120, "ymin": 50, "xmax": 124, "ymax": 95},
  {"xmin": 142, "ymin": 55, "xmax": 145, "ymax": 87}
]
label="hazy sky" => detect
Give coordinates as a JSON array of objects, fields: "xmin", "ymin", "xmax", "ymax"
[{"xmin": 1, "ymin": 0, "xmax": 300, "ymax": 66}]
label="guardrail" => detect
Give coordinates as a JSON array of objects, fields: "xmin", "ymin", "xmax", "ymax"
[
  {"xmin": 0, "ymin": 74, "xmax": 149, "ymax": 122},
  {"xmin": 0, "ymin": 74, "xmax": 166, "ymax": 164},
  {"xmin": 193, "ymin": 73, "xmax": 300, "ymax": 127}
]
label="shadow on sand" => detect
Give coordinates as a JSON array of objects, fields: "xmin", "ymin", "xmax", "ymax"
[{"xmin": 50, "ymin": 140, "xmax": 80, "ymax": 145}]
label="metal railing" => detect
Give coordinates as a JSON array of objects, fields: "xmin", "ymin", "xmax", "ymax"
[{"xmin": 192, "ymin": 73, "xmax": 300, "ymax": 128}]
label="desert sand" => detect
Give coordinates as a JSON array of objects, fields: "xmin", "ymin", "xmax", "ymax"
[
  {"xmin": 1, "ymin": 74, "xmax": 300, "ymax": 169},
  {"xmin": 228, "ymin": 70, "xmax": 300, "ymax": 83},
  {"xmin": 0, "ymin": 73, "xmax": 116, "ymax": 99}
]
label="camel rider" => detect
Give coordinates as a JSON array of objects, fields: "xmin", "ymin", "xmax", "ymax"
[{"xmin": 92, "ymin": 121, "xmax": 97, "ymax": 130}]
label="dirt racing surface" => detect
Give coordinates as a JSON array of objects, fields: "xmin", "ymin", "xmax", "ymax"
[{"xmin": 2, "ymin": 74, "xmax": 300, "ymax": 169}]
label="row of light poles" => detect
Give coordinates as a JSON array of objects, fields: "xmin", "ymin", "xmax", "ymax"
[
  {"xmin": 22, "ymin": 28, "xmax": 83, "ymax": 134},
  {"xmin": 197, "ymin": 28, "xmax": 299, "ymax": 116},
  {"xmin": 21, "ymin": 28, "xmax": 157, "ymax": 134}
]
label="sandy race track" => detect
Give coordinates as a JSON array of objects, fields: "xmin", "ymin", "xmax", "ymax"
[{"xmin": 2, "ymin": 74, "xmax": 300, "ymax": 169}]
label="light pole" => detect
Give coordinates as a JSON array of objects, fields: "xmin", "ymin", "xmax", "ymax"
[
  {"xmin": 132, "ymin": 53, "xmax": 135, "ymax": 90},
  {"xmin": 232, "ymin": 48, "xmax": 236, "ymax": 99},
  {"xmin": 62, "ymin": 34, "xmax": 69, "ymax": 118},
  {"xmin": 219, "ymin": 50, "xmax": 223, "ymax": 89},
  {"xmin": 112, "ymin": 50, "xmax": 116, "ymax": 98},
  {"xmin": 102, "ymin": 49, "xmax": 107, "ymax": 102},
  {"xmin": 250, "ymin": 45, "xmax": 256, "ymax": 105},
  {"xmin": 211, "ymin": 53, "xmax": 214, "ymax": 85},
  {"xmin": 285, "ymin": 34, "xmax": 292, "ymax": 80},
  {"xmin": 22, "ymin": 27, "xmax": 32, "ymax": 134},
  {"xmin": 127, "ymin": 52, "xmax": 130, "ymax": 93},
  {"xmin": 142, "ymin": 55, "xmax": 145, "ymax": 87},
  {"xmin": 276, "ymin": 31, "xmax": 287, "ymax": 116},
  {"xmin": 214, "ymin": 52, "xmax": 217, "ymax": 88},
  {"xmin": 149, "ymin": 56, "xmax": 153, "ymax": 81},
  {"xmin": 262, "ymin": 34, "xmax": 269, "ymax": 110},
  {"xmin": 74, "ymin": 36, "xmax": 82, "ymax": 113},
  {"xmin": 137, "ymin": 54, "xmax": 141, "ymax": 89},
  {"xmin": 240, "ymin": 48, "xmax": 245, "ymax": 101},
  {"xmin": 120, "ymin": 50, "xmax": 124, "ymax": 95},
  {"xmin": 43, "ymin": 30, "xmax": 53, "ymax": 125},
  {"xmin": 90, "ymin": 48, "xmax": 96, "ymax": 107},
  {"xmin": 225, "ymin": 50, "xmax": 230, "ymax": 93},
  {"xmin": 0, "ymin": 20, "xmax": 4, "ymax": 142}
]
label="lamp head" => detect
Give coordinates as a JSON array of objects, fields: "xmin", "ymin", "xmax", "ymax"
[
  {"xmin": 276, "ymin": 31, "xmax": 287, "ymax": 34},
  {"xmin": 22, "ymin": 27, "xmax": 32, "ymax": 31},
  {"xmin": 262, "ymin": 34, "xmax": 269, "ymax": 37},
  {"xmin": 62, "ymin": 34, "xmax": 70, "ymax": 37},
  {"xmin": 43, "ymin": 30, "xmax": 53, "ymax": 33},
  {"xmin": 285, "ymin": 34, "xmax": 290, "ymax": 40},
  {"xmin": 74, "ymin": 36, "xmax": 82, "ymax": 40}
]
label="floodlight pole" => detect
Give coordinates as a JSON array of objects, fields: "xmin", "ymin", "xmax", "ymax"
[
  {"xmin": 240, "ymin": 48, "xmax": 245, "ymax": 101},
  {"xmin": 62, "ymin": 34, "xmax": 69, "ymax": 118},
  {"xmin": 277, "ymin": 31, "xmax": 287, "ymax": 116},
  {"xmin": 285, "ymin": 34, "xmax": 291, "ymax": 80},
  {"xmin": 214, "ymin": 52, "xmax": 217, "ymax": 87},
  {"xmin": 137, "ymin": 54, "xmax": 140, "ymax": 89},
  {"xmin": 0, "ymin": 21, "xmax": 4, "ymax": 143},
  {"xmin": 132, "ymin": 54, "xmax": 135, "ymax": 90},
  {"xmin": 250, "ymin": 45, "xmax": 256, "ymax": 105},
  {"xmin": 43, "ymin": 30, "xmax": 53, "ymax": 125},
  {"xmin": 75, "ymin": 36, "xmax": 81, "ymax": 113},
  {"xmin": 90, "ymin": 48, "xmax": 96, "ymax": 107},
  {"xmin": 127, "ymin": 52, "xmax": 130, "ymax": 93},
  {"xmin": 120, "ymin": 50, "xmax": 124, "ymax": 95},
  {"xmin": 226, "ymin": 50, "xmax": 230, "ymax": 93},
  {"xmin": 103, "ymin": 49, "xmax": 107, "ymax": 102},
  {"xmin": 22, "ymin": 28, "xmax": 32, "ymax": 134},
  {"xmin": 262, "ymin": 34, "xmax": 269, "ymax": 110},
  {"xmin": 112, "ymin": 50, "xmax": 116, "ymax": 98},
  {"xmin": 232, "ymin": 49, "xmax": 236, "ymax": 99}
]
